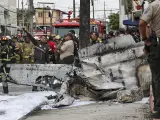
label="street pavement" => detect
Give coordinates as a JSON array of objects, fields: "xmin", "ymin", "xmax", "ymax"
[
  {"xmin": 0, "ymin": 83, "xmax": 32, "ymax": 95},
  {"xmin": 0, "ymin": 83, "xmax": 152, "ymax": 120},
  {"xmin": 25, "ymin": 102, "xmax": 151, "ymax": 120}
]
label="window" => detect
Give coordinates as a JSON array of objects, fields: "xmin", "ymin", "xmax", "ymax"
[{"xmin": 38, "ymin": 12, "xmax": 43, "ymax": 17}]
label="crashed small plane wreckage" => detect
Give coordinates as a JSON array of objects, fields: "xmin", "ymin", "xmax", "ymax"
[{"xmin": 4, "ymin": 35, "xmax": 151, "ymax": 107}]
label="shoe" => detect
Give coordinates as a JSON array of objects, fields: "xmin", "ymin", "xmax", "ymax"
[{"xmin": 151, "ymin": 111, "xmax": 160, "ymax": 118}]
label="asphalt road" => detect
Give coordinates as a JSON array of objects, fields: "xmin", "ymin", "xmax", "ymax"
[
  {"xmin": 25, "ymin": 102, "xmax": 151, "ymax": 120},
  {"xmin": 0, "ymin": 83, "xmax": 32, "ymax": 95},
  {"xmin": 0, "ymin": 83, "xmax": 152, "ymax": 120}
]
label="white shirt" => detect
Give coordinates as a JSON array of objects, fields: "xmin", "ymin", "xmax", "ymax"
[{"xmin": 60, "ymin": 40, "xmax": 74, "ymax": 60}]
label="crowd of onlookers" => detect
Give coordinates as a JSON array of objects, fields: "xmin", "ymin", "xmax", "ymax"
[{"xmin": 0, "ymin": 27, "xmax": 140, "ymax": 65}]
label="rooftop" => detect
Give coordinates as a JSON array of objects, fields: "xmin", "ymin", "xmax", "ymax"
[{"xmin": 35, "ymin": 7, "xmax": 68, "ymax": 14}]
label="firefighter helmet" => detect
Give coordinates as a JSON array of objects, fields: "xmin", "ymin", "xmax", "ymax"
[{"xmin": 1, "ymin": 36, "xmax": 7, "ymax": 41}]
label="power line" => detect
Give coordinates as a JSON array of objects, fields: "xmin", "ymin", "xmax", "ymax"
[{"xmin": 0, "ymin": 4, "xmax": 17, "ymax": 13}]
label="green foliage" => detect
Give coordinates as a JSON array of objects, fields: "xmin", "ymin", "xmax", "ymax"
[{"xmin": 108, "ymin": 13, "xmax": 119, "ymax": 30}]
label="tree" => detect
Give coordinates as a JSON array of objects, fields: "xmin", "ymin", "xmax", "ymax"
[{"xmin": 108, "ymin": 13, "xmax": 119, "ymax": 30}]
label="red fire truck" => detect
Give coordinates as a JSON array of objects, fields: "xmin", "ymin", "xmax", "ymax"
[
  {"xmin": 52, "ymin": 18, "xmax": 106, "ymax": 37},
  {"xmin": 33, "ymin": 26, "xmax": 51, "ymax": 37}
]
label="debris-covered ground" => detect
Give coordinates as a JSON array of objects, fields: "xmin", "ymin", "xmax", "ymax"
[
  {"xmin": 25, "ymin": 100, "xmax": 151, "ymax": 120},
  {"xmin": 0, "ymin": 84, "xmax": 152, "ymax": 120}
]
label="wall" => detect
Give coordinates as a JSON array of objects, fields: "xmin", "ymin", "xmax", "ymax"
[
  {"xmin": 0, "ymin": 0, "xmax": 17, "ymax": 35},
  {"xmin": 35, "ymin": 9, "xmax": 61, "ymax": 26}
]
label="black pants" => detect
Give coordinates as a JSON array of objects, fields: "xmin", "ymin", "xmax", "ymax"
[
  {"xmin": 148, "ymin": 43, "xmax": 160, "ymax": 111},
  {"xmin": 59, "ymin": 55, "xmax": 74, "ymax": 64}
]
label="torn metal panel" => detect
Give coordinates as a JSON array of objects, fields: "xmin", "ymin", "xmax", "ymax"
[
  {"xmin": 79, "ymin": 35, "xmax": 144, "ymax": 58},
  {"xmin": 3, "ymin": 35, "xmax": 151, "ymax": 104},
  {"xmin": 7, "ymin": 64, "xmax": 73, "ymax": 84}
]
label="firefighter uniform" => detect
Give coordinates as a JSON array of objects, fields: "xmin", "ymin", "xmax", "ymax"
[
  {"xmin": 22, "ymin": 42, "xmax": 34, "ymax": 63},
  {"xmin": 0, "ymin": 36, "xmax": 16, "ymax": 94},
  {"xmin": 140, "ymin": 0, "xmax": 160, "ymax": 118},
  {"xmin": 12, "ymin": 38, "xmax": 22, "ymax": 63}
]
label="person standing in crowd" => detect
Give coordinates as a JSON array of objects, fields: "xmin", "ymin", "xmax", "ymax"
[
  {"xmin": 69, "ymin": 30, "xmax": 79, "ymax": 48},
  {"xmin": 90, "ymin": 32, "xmax": 99, "ymax": 45},
  {"xmin": 0, "ymin": 36, "xmax": 16, "ymax": 94},
  {"xmin": 48, "ymin": 36, "xmax": 56, "ymax": 63},
  {"xmin": 55, "ymin": 35, "xmax": 62, "ymax": 63},
  {"xmin": 139, "ymin": 0, "xmax": 160, "ymax": 118},
  {"xmin": 12, "ymin": 36, "xmax": 22, "ymax": 63},
  {"xmin": 22, "ymin": 36, "xmax": 34, "ymax": 63},
  {"xmin": 97, "ymin": 33, "xmax": 103, "ymax": 43},
  {"xmin": 57, "ymin": 33, "xmax": 74, "ymax": 64},
  {"xmin": 24, "ymin": 29, "xmax": 50, "ymax": 64},
  {"xmin": 68, "ymin": 30, "xmax": 80, "ymax": 67}
]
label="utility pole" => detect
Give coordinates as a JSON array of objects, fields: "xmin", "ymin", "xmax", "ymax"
[
  {"xmin": 18, "ymin": 0, "xmax": 19, "ymax": 10},
  {"xmin": 91, "ymin": 0, "xmax": 95, "ymax": 19},
  {"xmin": 22, "ymin": 0, "xmax": 24, "ymax": 28},
  {"xmin": 73, "ymin": 0, "xmax": 76, "ymax": 18},
  {"xmin": 104, "ymin": 1, "xmax": 106, "ymax": 34},
  {"xmin": 28, "ymin": 0, "xmax": 34, "ymax": 34},
  {"xmin": 79, "ymin": 0, "xmax": 90, "ymax": 49},
  {"xmin": 49, "ymin": 4, "xmax": 55, "ymax": 36},
  {"xmin": 43, "ymin": 4, "xmax": 45, "ymax": 26}
]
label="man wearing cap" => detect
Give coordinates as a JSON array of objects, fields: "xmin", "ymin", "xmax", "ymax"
[
  {"xmin": 57, "ymin": 33, "xmax": 74, "ymax": 64},
  {"xmin": 139, "ymin": 0, "xmax": 160, "ymax": 118}
]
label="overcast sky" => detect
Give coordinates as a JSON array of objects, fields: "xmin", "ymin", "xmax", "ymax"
[{"xmin": 17, "ymin": 0, "xmax": 119, "ymax": 19}]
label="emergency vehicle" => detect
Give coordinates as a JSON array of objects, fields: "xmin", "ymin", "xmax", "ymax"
[
  {"xmin": 33, "ymin": 26, "xmax": 51, "ymax": 37},
  {"xmin": 52, "ymin": 18, "xmax": 106, "ymax": 37}
]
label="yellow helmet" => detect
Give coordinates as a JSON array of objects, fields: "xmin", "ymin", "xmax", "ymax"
[{"xmin": 55, "ymin": 35, "xmax": 61, "ymax": 40}]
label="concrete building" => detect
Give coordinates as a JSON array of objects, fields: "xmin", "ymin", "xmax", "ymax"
[
  {"xmin": 0, "ymin": 0, "xmax": 17, "ymax": 35},
  {"xmin": 119, "ymin": 0, "xmax": 149, "ymax": 29},
  {"xmin": 35, "ymin": 7, "xmax": 67, "ymax": 26},
  {"xmin": 119, "ymin": 0, "xmax": 128, "ymax": 29}
]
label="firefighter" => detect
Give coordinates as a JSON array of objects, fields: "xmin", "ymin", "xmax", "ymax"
[
  {"xmin": 0, "ymin": 36, "xmax": 16, "ymax": 94},
  {"xmin": 22, "ymin": 36, "xmax": 34, "ymax": 63},
  {"xmin": 12, "ymin": 36, "xmax": 22, "ymax": 63},
  {"xmin": 139, "ymin": 0, "xmax": 160, "ymax": 118}
]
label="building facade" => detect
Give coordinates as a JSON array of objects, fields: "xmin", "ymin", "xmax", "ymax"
[
  {"xmin": 119, "ymin": 0, "xmax": 149, "ymax": 29},
  {"xmin": 119, "ymin": 0, "xmax": 128, "ymax": 28},
  {"xmin": 35, "ymin": 7, "xmax": 67, "ymax": 26},
  {"xmin": 0, "ymin": 0, "xmax": 17, "ymax": 35}
]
